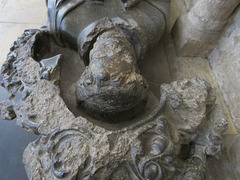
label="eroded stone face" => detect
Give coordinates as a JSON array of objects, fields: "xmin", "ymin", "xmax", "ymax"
[
  {"xmin": 46, "ymin": 0, "xmax": 170, "ymax": 121},
  {"xmin": 76, "ymin": 31, "xmax": 149, "ymax": 121}
]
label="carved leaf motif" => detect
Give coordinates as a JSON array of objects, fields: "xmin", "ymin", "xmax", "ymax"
[
  {"xmin": 129, "ymin": 117, "xmax": 175, "ymax": 180},
  {"xmin": 47, "ymin": 129, "xmax": 93, "ymax": 179}
]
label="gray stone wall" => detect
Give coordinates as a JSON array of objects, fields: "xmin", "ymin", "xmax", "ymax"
[
  {"xmin": 209, "ymin": 7, "xmax": 240, "ymax": 132},
  {"xmin": 172, "ymin": 0, "xmax": 240, "ymax": 57}
]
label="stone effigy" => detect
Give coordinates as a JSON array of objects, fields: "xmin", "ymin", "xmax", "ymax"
[
  {"xmin": 46, "ymin": 0, "xmax": 170, "ymax": 121},
  {"xmin": 0, "ymin": 0, "xmax": 227, "ymax": 179}
]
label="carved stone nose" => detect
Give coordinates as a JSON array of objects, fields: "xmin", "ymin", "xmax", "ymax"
[
  {"xmin": 95, "ymin": 69, "xmax": 109, "ymax": 87},
  {"xmin": 85, "ymin": 74, "xmax": 93, "ymax": 85}
]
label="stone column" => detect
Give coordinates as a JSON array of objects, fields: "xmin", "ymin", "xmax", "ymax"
[{"xmin": 172, "ymin": 0, "xmax": 240, "ymax": 57}]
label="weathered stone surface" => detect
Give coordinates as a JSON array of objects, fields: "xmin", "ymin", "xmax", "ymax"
[
  {"xmin": 162, "ymin": 77, "xmax": 215, "ymax": 134},
  {"xmin": 1, "ymin": 1, "xmax": 237, "ymax": 179},
  {"xmin": 167, "ymin": 0, "xmax": 188, "ymax": 32},
  {"xmin": 0, "ymin": 28, "xmax": 226, "ymax": 179},
  {"xmin": 164, "ymin": 34, "xmax": 219, "ymax": 84},
  {"xmin": 45, "ymin": 0, "xmax": 170, "ymax": 122},
  {"xmin": 38, "ymin": 54, "xmax": 63, "ymax": 81},
  {"xmin": 209, "ymin": 8, "xmax": 240, "ymax": 132},
  {"xmin": 163, "ymin": 33, "xmax": 230, "ymax": 134},
  {"xmin": 172, "ymin": 14, "xmax": 221, "ymax": 57},
  {"xmin": 76, "ymin": 30, "xmax": 148, "ymax": 122},
  {"xmin": 0, "ymin": 99, "xmax": 16, "ymax": 120},
  {"xmin": 209, "ymin": 104, "xmax": 228, "ymax": 134},
  {"xmin": 172, "ymin": 0, "xmax": 240, "ymax": 57},
  {"xmin": 206, "ymin": 134, "xmax": 240, "ymax": 179}
]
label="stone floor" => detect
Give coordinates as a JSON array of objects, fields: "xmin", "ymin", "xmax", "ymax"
[
  {"xmin": 0, "ymin": 0, "xmax": 46, "ymax": 65},
  {"xmin": 0, "ymin": 0, "xmax": 46, "ymax": 179}
]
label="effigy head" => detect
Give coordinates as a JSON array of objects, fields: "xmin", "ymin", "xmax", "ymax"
[
  {"xmin": 46, "ymin": 0, "xmax": 169, "ymax": 121},
  {"xmin": 76, "ymin": 31, "xmax": 149, "ymax": 121}
]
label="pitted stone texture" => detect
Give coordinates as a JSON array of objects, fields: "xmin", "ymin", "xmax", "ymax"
[
  {"xmin": 0, "ymin": 29, "xmax": 226, "ymax": 180},
  {"xmin": 20, "ymin": 76, "xmax": 219, "ymax": 180},
  {"xmin": 163, "ymin": 34, "xmax": 229, "ymax": 133},
  {"xmin": 0, "ymin": 30, "xmax": 105, "ymax": 135},
  {"xmin": 209, "ymin": 8, "xmax": 240, "ymax": 132},
  {"xmin": 161, "ymin": 78, "xmax": 215, "ymax": 134},
  {"xmin": 76, "ymin": 30, "xmax": 148, "ymax": 122},
  {"xmin": 0, "ymin": 100, "xmax": 15, "ymax": 120},
  {"xmin": 23, "ymin": 118, "xmax": 175, "ymax": 180}
]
